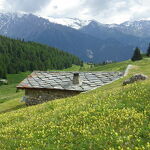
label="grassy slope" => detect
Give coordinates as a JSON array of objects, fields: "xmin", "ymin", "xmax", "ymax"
[
  {"xmin": 0, "ymin": 59, "xmax": 150, "ymax": 149},
  {"xmin": 0, "ymin": 61, "xmax": 128, "ymax": 114},
  {"xmin": 64, "ymin": 60, "xmax": 131, "ymax": 72},
  {"xmin": 0, "ymin": 72, "xmax": 30, "ymax": 113}
]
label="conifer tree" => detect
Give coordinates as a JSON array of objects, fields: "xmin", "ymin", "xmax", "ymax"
[
  {"xmin": 131, "ymin": 47, "xmax": 142, "ymax": 61},
  {"xmin": 146, "ymin": 43, "xmax": 150, "ymax": 57},
  {"xmin": 0, "ymin": 35, "xmax": 82, "ymax": 76}
]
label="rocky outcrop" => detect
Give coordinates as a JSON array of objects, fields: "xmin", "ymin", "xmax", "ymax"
[{"xmin": 123, "ymin": 74, "xmax": 148, "ymax": 86}]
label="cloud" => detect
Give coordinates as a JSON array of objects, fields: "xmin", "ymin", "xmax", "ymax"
[
  {"xmin": 1, "ymin": 0, "xmax": 52, "ymax": 12},
  {"xmin": 0, "ymin": 0, "xmax": 150, "ymax": 23},
  {"xmin": 40, "ymin": 0, "xmax": 150, "ymax": 23},
  {"xmin": 80, "ymin": 0, "xmax": 150, "ymax": 23},
  {"xmin": 0, "ymin": 0, "xmax": 5, "ymax": 10},
  {"xmin": 39, "ymin": 0, "xmax": 84, "ymax": 18}
]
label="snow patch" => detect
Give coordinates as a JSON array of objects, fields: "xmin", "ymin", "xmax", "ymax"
[{"xmin": 39, "ymin": 16, "xmax": 91, "ymax": 29}]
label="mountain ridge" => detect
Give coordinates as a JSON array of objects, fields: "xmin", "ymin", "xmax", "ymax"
[{"xmin": 0, "ymin": 12, "xmax": 149, "ymax": 62}]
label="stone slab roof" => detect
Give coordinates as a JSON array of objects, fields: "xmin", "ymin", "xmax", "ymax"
[{"xmin": 17, "ymin": 71, "xmax": 123, "ymax": 92}]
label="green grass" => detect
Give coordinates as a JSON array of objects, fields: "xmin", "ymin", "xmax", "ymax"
[
  {"xmin": 64, "ymin": 57, "xmax": 150, "ymax": 72},
  {"xmin": 88, "ymin": 61, "xmax": 130, "ymax": 71},
  {"xmin": 62, "ymin": 60, "xmax": 132, "ymax": 72},
  {"xmin": 0, "ymin": 59, "xmax": 150, "ymax": 149},
  {"xmin": 49, "ymin": 61, "xmax": 130, "ymax": 72},
  {"xmin": 0, "ymin": 72, "xmax": 30, "ymax": 113},
  {"xmin": 62, "ymin": 65, "xmax": 81, "ymax": 71}
]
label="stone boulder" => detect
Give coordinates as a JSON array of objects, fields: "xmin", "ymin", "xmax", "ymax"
[{"xmin": 123, "ymin": 74, "xmax": 148, "ymax": 86}]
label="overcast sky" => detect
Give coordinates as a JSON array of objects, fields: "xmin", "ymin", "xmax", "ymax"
[{"xmin": 0, "ymin": 0, "xmax": 150, "ymax": 24}]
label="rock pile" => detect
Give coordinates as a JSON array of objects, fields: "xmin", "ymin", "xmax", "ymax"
[{"xmin": 123, "ymin": 74, "xmax": 148, "ymax": 86}]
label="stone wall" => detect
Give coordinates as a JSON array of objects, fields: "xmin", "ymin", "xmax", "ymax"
[{"xmin": 24, "ymin": 89, "xmax": 81, "ymax": 106}]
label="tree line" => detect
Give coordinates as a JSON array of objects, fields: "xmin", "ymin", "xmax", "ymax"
[{"xmin": 0, "ymin": 36, "xmax": 83, "ymax": 79}]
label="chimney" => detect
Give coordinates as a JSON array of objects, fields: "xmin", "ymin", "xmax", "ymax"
[{"xmin": 73, "ymin": 73, "xmax": 80, "ymax": 85}]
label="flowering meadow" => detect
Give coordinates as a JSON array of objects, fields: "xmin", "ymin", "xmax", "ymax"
[{"xmin": 0, "ymin": 59, "xmax": 150, "ymax": 149}]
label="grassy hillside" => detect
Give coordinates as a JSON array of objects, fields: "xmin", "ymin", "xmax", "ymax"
[
  {"xmin": 0, "ymin": 59, "xmax": 150, "ymax": 149},
  {"xmin": 0, "ymin": 72, "xmax": 30, "ymax": 113},
  {"xmin": 63, "ymin": 60, "xmax": 132, "ymax": 72}
]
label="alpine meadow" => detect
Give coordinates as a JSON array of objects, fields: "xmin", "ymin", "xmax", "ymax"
[{"xmin": 0, "ymin": 0, "xmax": 150, "ymax": 149}]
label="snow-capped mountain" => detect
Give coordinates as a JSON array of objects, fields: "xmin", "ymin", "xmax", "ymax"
[
  {"xmin": 0, "ymin": 12, "xmax": 29, "ymax": 35},
  {"xmin": 46, "ymin": 17, "xmax": 150, "ymax": 38},
  {"xmin": 81, "ymin": 20, "xmax": 148, "ymax": 42},
  {"xmin": 40, "ymin": 16, "xmax": 91, "ymax": 30},
  {"xmin": 0, "ymin": 12, "xmax": 92, "ymax": 30},
  {"xmin": 0, "ymin": 11, "xmax": 149, "ymax": 62},
  {"xmin": 41, "ymin": 16, "xmax": 150, "ymax": 38},
  {"xmin": 105, "ymin": 20, "xmax": 150, "ymax": 38},
  {"xmin": 115, "ymin": 20, "xmax": 150, "ymax": 38},
  {"xmin": 1, "ymin": 12, "xmax": 150, "ymax": 37}
]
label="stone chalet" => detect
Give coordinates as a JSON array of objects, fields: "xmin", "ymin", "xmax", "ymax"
[{"xmin": 17, "ymin": 71, "xmax": 123, "ymax": 106}]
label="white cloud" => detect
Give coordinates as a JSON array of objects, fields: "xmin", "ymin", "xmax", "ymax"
[
  {"xmin": 0, "ymin": 0, "xmax": 5, "ymax": 10},
  {"xmin": 39, "ymin": 0, "xmax": 85, "ymax": 18},
  {"xmin": 0, "ymin": 0, "xmax": 52, "ymax": 12},
  {"xmin": 0, "ymin": 0, "xmax": 150, "ymax": 24},
  {"xmin": 80, "ymin": 0, "xmax": 150, "ymax": 23}
]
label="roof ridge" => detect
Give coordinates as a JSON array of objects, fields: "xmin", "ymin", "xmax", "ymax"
[
  {"xmin": 17, "ymin": 71, "xmax": 124, "ymax": 91},
  {"xmin": 32, "ymin": 71, "xmax": 122, "ymax": 73}
]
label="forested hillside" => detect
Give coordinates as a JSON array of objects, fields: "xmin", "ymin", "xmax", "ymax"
[{"xmin": 0, "ymin": 36, "xmax": 83, "ymax": 78}]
